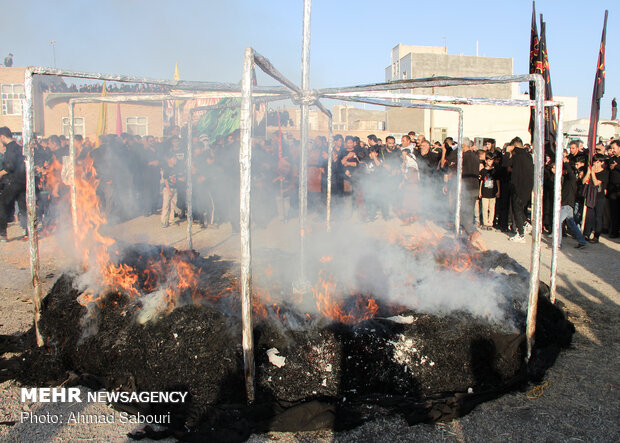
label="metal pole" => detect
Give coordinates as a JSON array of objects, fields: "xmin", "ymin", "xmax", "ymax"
[
  {"xmin": 455, "ymin": 109, "xmax": 464, "ymax": 235},
  {"xmin": 299, "ymin": 0, "xmax": 311, "ymax": 284},
  {"xmin": 22, "ymin": 70, "xmax": 44, "ymax": 346},
  {"xmin": 68, "ymin": 104, "xmax": 78, "ymax": 240},
  {"xmin": 526, "ymin": 74, "xmax": 545, "ymax": 361},
  {"xmin": 239, "ymin": 47, "xmax": 255, "ymax": 403},
  {"xmin": 186, "ymin": 121, "xmax": 193, "ymax": 250},
  {"xmin": 317, "ymin": 74, "xmax": 541, "ymax": 95},
  {"xmin": 320, "ymin": 91, "xmax": 544, "ymax": 107},
  {"xmin": 28, "ymin": 65, "xmax": 285, "ymax": 94},
  {"xmin": 326, "ymin": 114, "xmax": 333, "ymax": 232},
  {"xmin": 550, "ymin": 104, "xmax": 564, "ymax": 302}
]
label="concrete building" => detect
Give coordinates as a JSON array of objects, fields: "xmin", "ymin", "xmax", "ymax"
[
  {"xmin": 383, "ymin": 44, "xmax": 578, "ymax": 146},
  {"xmin": 385, "ymin": 44, "xmax": 514, "ymax": 99}
]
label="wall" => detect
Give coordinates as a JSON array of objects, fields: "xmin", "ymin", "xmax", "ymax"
[
  {"xmin": 411, "ymin": 53, "xmax": 513, "ymax": 98},
  {"xmin": 385, "ymin": 107, "xmax": 425, "ymax": 134},
  {"xmin": 43, "ymin": 96, "xmax": 164, "ymax": 139}
]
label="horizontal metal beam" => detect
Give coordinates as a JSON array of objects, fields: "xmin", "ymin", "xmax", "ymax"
[
  {"xmin": 321, "ymin": 91, "xmax": 560, "ymax": 108},
  {"xmin": 316, "ymin": 74, "xmax": 539, "ymax": 95},
  {"xmin": 46, "ymin": 90, "xmax": 284, "ymax": 107},
  {"xmin": 327, "ymin": 95, "xmax": 464, "ymax": 113},
  {"xmin": 27, "ymin": 66, "xmax": 286, "ymax": 94}
]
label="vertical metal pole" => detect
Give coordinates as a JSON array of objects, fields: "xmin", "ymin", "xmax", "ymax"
[
  {"xmin": 526, "ymin": 75, "xmax": 545, "ymax": 361},
  {"xmin": 299, "ymin": 0, "xmax": 312, "ymax": 283},
  {"xmin": 326, "ymin": 114, "xmax": 333, "ymax": 232},
  {"xmin": 22, "ymin": 69, "xmax": 44, "ymax": 346},
  {"xmin": 239, "ymin": 47, "xmax": 255, "ymax": 403},
  {"xmin": 454, "ymin": 109, "xmax": 464, "ymax": 235},
  {"xmin": 186, "ymin": 120, "xmax": 193, "ymax": 250},
  {"xmin": 68, "ymin": 103, "xmax": 79, "ymax": 240},
  {"xmin": 549, "ymin": 104, "xmax": 564, "ymax": 303}
]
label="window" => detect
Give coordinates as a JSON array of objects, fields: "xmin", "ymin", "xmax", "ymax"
[
  {"xmin": 62, "ymin": 117, "xmax": 85, "ymax": 137},
  {"xmin": 126, "ymin": 116, "xmax": 148, "ymax": 136},
  {"xmin": 2, "ymin": 84, "xmax": 25, "ymax": 115},
  {"xmin": 432, "ymin": 127, "xmax": 448, "ymax": 143}
]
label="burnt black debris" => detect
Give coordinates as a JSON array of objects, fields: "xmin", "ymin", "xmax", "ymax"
[{"xmin": 9, "ymin": 245, "xmax": 574, "ymax": 438}]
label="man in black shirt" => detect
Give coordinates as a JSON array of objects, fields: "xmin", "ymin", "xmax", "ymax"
[
  {"xmin": 0, "ymin": 127, "xmax": 27, "ymax": 241},
  {"xmin": 502, "ymin": 137, "xmax": 533, "ymax": 242},
  {"xmin": 583, "ymin": 154, "xmax": 609, "ymax": 243},
  {"xmin": 416, "ymin": 140, "xmax": 440, "ymax": 180},
  {"xmin": 446, "ymin": 137, "xmax": 480, "ymax": 233},
  {"xmin": 607, "ymin": 140, "xmax": 620, "ymax": 237}
]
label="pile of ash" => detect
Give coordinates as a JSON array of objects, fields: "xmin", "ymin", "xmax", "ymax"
[{"xmin": 12, "ymin": 244, "xmax": 574, "ymax": 437}]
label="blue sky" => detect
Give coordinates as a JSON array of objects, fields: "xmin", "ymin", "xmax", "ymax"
[{"xmin": 1, "ymin": 0, "xmax": 616, "ymax": 118}]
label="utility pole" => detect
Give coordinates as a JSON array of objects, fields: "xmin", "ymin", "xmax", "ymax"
[{"xmin": 50, "ymin": 41, "xmax": 56, "ymax": 68}]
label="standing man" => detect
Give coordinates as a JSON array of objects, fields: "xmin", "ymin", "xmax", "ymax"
[
  {"xmin": 446, "ymin": 137, "xmax": 480, "ymax": 233},
  {"xmin": 0, "ymin": 127, "xmax": 27, "ymax": 242},
  {"xmin": 502, "ymin": 137, "xmax": 534, "ymax": 243},
  {"xmin": 606, "ymin": 140, "xmax": 620, "ymax": 238}
]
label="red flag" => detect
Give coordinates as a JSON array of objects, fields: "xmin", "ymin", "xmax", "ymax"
[
  {"xmin": 587, "ymin": 10, "xmax": 608, "ymax": 158},
  {"xmin": 115, "ymin": 103, "xmax": 122, "ymax": 136}
]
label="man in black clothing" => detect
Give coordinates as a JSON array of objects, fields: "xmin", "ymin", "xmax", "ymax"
[
  {"xmin": 0, "ymin": 127, "xmax": 27, "ymax": 241},
  {"xmin": 502, "ymin": 137, "xmax": 533, "ymax": 242},
  {"xmin": 607, "ymin": 140, "xmax": 620, "ymax": 238},
  {"xmin": 583, "ymin": 154, "xmax": 609, "ymax": 243},
  {"xmin": 379, "ymin": 135, "xmax": 402, "ymax": 219},
  {"xmin": 446, "ymin": 137, "xmax": 480, "ymax": 233},
  {"xmin": 416, "ymin": 140, "xmax": 440, "ymax": 180}
]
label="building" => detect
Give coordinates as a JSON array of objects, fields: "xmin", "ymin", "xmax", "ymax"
[
  {"xmin": 0, "ymin": 66, "xmax": 165, "ymax": 139},
  {"xmin": 383, "ymin": 44, "xmax": 578, "ymax": 145},
  {"xmin": 385, "ymin": 44, "xmax": 514, "ymax": 99}
]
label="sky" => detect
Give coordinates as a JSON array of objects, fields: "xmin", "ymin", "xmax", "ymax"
[{"xmin": 1, "ymin": 0, "xmax": 616, "ymax": 118}]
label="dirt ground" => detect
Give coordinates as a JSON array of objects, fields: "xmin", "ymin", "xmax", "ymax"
[{"xmin": 0, "ymin": 213, "xmax": 618, "ymax": 442}]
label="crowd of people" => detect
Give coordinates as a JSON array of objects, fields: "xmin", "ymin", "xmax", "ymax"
[
  {"xmin": 0, "ymin": 124, "xmax": 619, "ymax": 249},
  {"xmin": 41, "ymin": 82, "xmax": 170, "ymax": 94}
]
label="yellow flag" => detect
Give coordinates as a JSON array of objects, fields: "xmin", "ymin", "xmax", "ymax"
[{"xmin": 95, "ymin": 81, "xmax": 107, "ymax": 146}]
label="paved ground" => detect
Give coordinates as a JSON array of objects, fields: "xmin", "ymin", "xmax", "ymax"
[{"xmin": 0, "ymin": 214, "xmax": 618, "ymax": 442}]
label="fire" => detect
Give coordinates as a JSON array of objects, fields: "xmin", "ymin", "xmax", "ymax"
[
  {"xmin": 68, "ymin": 152, "xmax": 488, "ymax": 328},
  {"xmin": 311, "ymin": 270, "xmax": 379, "ymax": 324},
  {"xmin": 42, "ymin": 157, "xmax": 64, "ymax": 198}
]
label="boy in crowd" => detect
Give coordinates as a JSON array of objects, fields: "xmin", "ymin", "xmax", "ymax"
[{"xmin": 479, "ymin": 152, "xmax": 500, "ymax": 230}]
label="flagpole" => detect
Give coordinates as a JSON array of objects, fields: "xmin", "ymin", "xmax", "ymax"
[{"xmin": 583, "ymin": 10, "xmax": 608, "ymax": 233}]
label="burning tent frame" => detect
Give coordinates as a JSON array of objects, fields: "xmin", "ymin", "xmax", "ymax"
[
  {"xmin": 20, "ymin": 0, "xmax": 568, "ymax": 405},
  {"xmin": 21, "ymin": 67, "xmax": 290, "ymax": 347},
  {"xmin": 65, "ymin": 92, "xmax": 285, "ymax": 245}
]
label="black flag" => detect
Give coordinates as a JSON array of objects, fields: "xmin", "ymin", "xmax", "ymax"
[
  {"xmin": 539, "ymin": 15, "xmax": 557, "ymax": 153},
  {"xmin": 587, "ymin": 10, "xmax": 608, "ymax": 158},
  {"xmin": 528, "ymin": 1, "xmax": 540, "ymax": 141}
]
